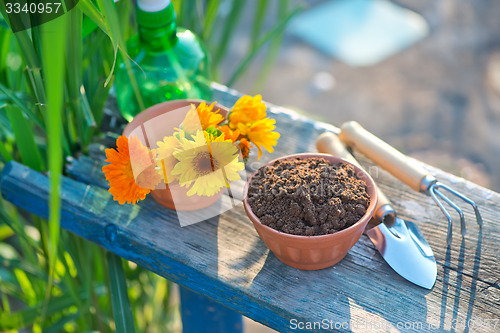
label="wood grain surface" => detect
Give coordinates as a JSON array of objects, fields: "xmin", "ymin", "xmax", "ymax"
[{"xmin": 1, "ymin": 85, "xmax": 498, "ymax": 332}]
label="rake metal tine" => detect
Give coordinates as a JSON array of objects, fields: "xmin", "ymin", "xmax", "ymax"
[
  {"xmin": 429, "ymin": 185, "xmax": 453, "ymax": 245},
  {"xmin": 433, "ymin": 186, "xmax": 466, "ymax": 237},
  {"xmin": 435, "ymin": 183, "xmax": 483, "ymax": 227}
]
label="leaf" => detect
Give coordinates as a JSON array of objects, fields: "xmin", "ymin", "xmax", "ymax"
[
  {"xmin": 107, "ymin": 252, "xmax": 136, "ymax": 333},
  {"xmin": 96, "ymin": 0, "xmax": 144, "ymax": 110},
  {"xmin": 253, "ymin": 0, "xmax": 290, "ymax": 91},
  {"xmin": 0, "ymin": 224, "xmax": 14, "ymax": 241},
  {"xmin": 0, "ymin": 294, "xmax": 79, "ymax": 330},
  {"xmin": 0, "ymin": 82, "xmax": 45, "ymax": 131},
  {"xmin": 43, "ymin": 311, "xmax": 81, "ymax": 333},
  {"xmin": 0, "ymin": 257, "xmax": 48, "ymax": 281},
  {"xmin": 213, "ymin": 0, "xmax": 246, "ymax": 68},
  {"xmin": 202, "ymin": 0, "xmax": 221, "ymax": 40},
  {"xmin": 40, "ymin": 7, "xmax": 68, "ymax": 302},
  {"xmin": 78, "ymin": 0, "xmax": 111, "ymax": 38},
  {"xmin": 251, "ymin": 0, "xmax": 268, "ymax": 48},
  {"xmin": 79, "ymin": 0, "xmax": 118, "ymax": 88},
  {"xmin": 226, "ymin": 4, "xmax": 303, "ymax": 87},
  {"xmin": 5, "ymin": 105, "xmax": 44, "ymax": 171},
  {"xmin": 0, "ymin": 139, "xmax": 13, "ymax": 163}
]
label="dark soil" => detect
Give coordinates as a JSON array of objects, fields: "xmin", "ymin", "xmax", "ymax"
[{"xmin": 247, "ymin": 157, "xmax": 371, "ymax": 236}]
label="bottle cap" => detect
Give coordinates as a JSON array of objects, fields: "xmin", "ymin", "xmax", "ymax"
[
  {"xmin": 136, "ymin": 0, "xmax": 175, "ymax": 28},
  {"xmin": 138, "ymin": 0, "xmax": 170, "ymax": 12}
]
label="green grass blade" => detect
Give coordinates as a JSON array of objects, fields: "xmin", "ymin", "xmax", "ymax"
[
  {"xmin": 80, "ymin": 0, "xmax": 120, "ymax": 88},
  {"xmin": 0, "ymin": 224, "xmax": 14, "ymax": 241},
  {"xmin": 82, "ymin": 29, "xmax": 112, "ymax": 125},
  {"xmin": 66, "ymin": 6, "xmax": 97, "ymax": 147},
  {"xmin": 0, "ymin": 202, "xmax": 40, "ymax": 264},
  {"xmin": 0, "ymin": 82, "xmax": 45, "ymax": 131},
  {"xmin": 0, "ymin": 137, "xmax": 13, "ymax": 162},
  {"xmin": 5, "ymin": 105, "xmax": 44, "ymax": 171},
  {"xmin": 0, "ymin": 257, "xmax": 47, "ymax": 281},
  {"xmin": 0, "ymin": 24, "xmax": 11, "ymax": 83},
  {"xmin": 12, "ymin": 31, "xmax": 46, "ymax": 105},
  {"xmin": 43, "ymin": 312, "xmax": 81, "ymax": 333},
  {"xmin": 251, "ymin": 0, "xmax": 268, "ymax": 48},
  {"xmin": 78, "ymin": 0, "xmax": 110, "ymax": 37},
  {"xmin": 226, "ymin": 4, "xmax": 303, "ymax": 87},
  {"xmin": 202, "ymin": 0, "xmax": 221, "ymax": 40},
  {"xmin": 4, "ymin": 20, "xmax": 73, "ymax": 156},
  {"xmin": 0, "ymin": 294, "xmax": 78, "ymax": 330},
  {"xmin": 172, "ymin": 0, "xmax": 181, "ymax": 15},
  {"xmin": 178, "ymin": 0, "xmax": 196, "ymax": 28},
  {"xmin": 40, "ymin": 7, "xmax": 68, "ymax": 293},
  {"xmin": 213, "ymin": 0, "xmax": 245, "ymax": 68},
  {"xmin": 0, "ymin": 4, "xmax": 9, "ymax": 28},
  {"xmin": 97, "ymin": 0, "xmax": 145, "ymax": 110},
  {"xmin": 13, "ymin": 268, "xmax": 37, "ymax": 305},
  {"xmin": 253, "ymin": 0, "xmax": 289, "ymax": 91},
  {"xmin": 107, "ymin": 252, "xmax": 136, "ymax": 333}
]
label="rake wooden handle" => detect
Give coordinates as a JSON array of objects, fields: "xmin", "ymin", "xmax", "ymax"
[
  {"xmin": 316, "ymin": 132, "xmax": 395, "ymax": 227},
  {"xmin": 339, "ymin": 121, "xmax": 429, "ymax": 193}
]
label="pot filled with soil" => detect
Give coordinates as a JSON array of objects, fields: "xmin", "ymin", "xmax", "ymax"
[{"xmin": 243, "ymin": 153, "xmax": 378, "ymax": 270}]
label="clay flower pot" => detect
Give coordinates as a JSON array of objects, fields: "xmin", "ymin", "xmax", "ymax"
[
  {"xmin": 123, "ymin": 99, "xmax": 228, "ymax": 211},
  {"xmin": 243, "ymin": 153, "xmax": 378, "ymax": 270}
]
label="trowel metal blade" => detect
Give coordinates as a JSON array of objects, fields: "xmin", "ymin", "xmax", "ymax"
[{"xmin": 366, "ymin": 218, "xmax": 437, "ymax": 289}]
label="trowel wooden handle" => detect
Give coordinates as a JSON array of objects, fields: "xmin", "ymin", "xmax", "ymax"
[
  {"xmin": 316, "ymin": 132, "xmax": 395, "ymax": 226},
  {"xmin": 339, "ymin": 121, "xmax": 429, "ymax": 192},
  {"xmin": 316, "ymin": 132, "xmax": 361, "ymax": 167}
]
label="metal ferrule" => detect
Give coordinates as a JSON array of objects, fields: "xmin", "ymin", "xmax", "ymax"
[
  {"xmin": 419, "ymin": 175, "xmax": 437, "ymax": 193},
  {"xmin": 374, "ymin": 204, "xmax": 396, "ymax": 227}
]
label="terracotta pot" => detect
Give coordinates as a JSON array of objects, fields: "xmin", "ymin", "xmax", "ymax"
[
  {"xmin": 243, "ymin": 153, "xmax": 378, "ymax": 270},
  {"xmin": 123, "ymin": 99, "xmax": 228, "ymax": 211}
]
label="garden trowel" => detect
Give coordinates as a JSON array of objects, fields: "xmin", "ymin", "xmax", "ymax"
[{"xmin": 316, "ymin": 132, "xmax": 436, "ymax": 289}]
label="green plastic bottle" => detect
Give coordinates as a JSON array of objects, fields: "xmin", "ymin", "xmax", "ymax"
[{"xmin": 115, "ymin": 0, "xmax": 212, "ymax": 121}]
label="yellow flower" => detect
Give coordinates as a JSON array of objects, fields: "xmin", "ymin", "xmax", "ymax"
[
  {"xmin": 228, "ymin": 95, "xmax": 267, "ymax": 129},
  {"xmin": 102, "ymin": 136, "xmax": 161, "ymax": 205},
  {"xmin": 171, "ymin": 131, "xmax": 244, "ymax": 197},
  {"xmin": 235, "ymin": 118, "xmax": 280, "ymax": 159},
  {"xmin": 156, "ymin": 134, "xmax": 182, "ymax": 184},
  {"xmin": 182, "ymin": 102, "xmax": 225, "ymax": 133}
]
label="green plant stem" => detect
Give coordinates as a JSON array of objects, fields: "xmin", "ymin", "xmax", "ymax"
[
  {"xmin": 5, "ymin": 105, "xmax": 44, "ymax": 171},
  {"xmin": 251, "ymin": 0, "xmax": 268, "ymax": 48},
  {"xmin": 212, "ymin": 0, "xmax": 245, "ymax": 69},
  {"xmin": 107, "ymin": 252, "xmax": 136, "ymax": 333},
  {"xmin": 227, "ymin": 4, "xmax": 303, "ymax": 87},
  {"xmin": 40, "ymin": 10, "xmax": 68, "ymax": 325},
  {"xmin": 253, "ymin": 0, "xmax": 289, "ymax": 92},
  {"xmin": 202, "ymin": 0, "xmax": 221, "ymax": 40}
]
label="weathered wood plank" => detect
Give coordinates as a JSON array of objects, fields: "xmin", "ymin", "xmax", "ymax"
[
  {"xmin": 2, "ymin": 160, "xmax": 499, "ymax": 333},
  {"xmin": 2, "ymin": 84, "xmax": 499, "ymax": 332}
]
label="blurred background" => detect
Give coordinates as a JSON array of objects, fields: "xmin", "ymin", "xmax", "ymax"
[
  {"xmin": 1, "ymin": 0, "xmax": 499, "ymax": 332},
  {"xmin": 223, "ymin": 0, "xmax": 500, "ymax": 192}
]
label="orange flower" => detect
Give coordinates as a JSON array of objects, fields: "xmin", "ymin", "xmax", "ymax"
[
  {"xmin": 218, "ymin": 125, "xmax": 240, "ymax": 142},
  {"xmin": 238, "ymin": 138, "xmax": 252, "ymax": 160},
  {"xmin": 235, "ymin": 118, "xmax": 280, "ymax": 159},
  {"xmin": 102, "ymin": 136, "xmax": 161, "ymax": 205},
  {"xmin": 228, "ymin": 95, "xmax": 267, "ymax": 129},
  {"xmin": 183, "ymin": 102, "xmax": 225, "ymax": 133},
  {"xmin": 218, "ymin": 125, "xmax": 253, "ymax": 159}
]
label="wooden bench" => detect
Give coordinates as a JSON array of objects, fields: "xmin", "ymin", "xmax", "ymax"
[{"xmin": 1, "ymin": 84, "xmax": 499, "ymax": 332}]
